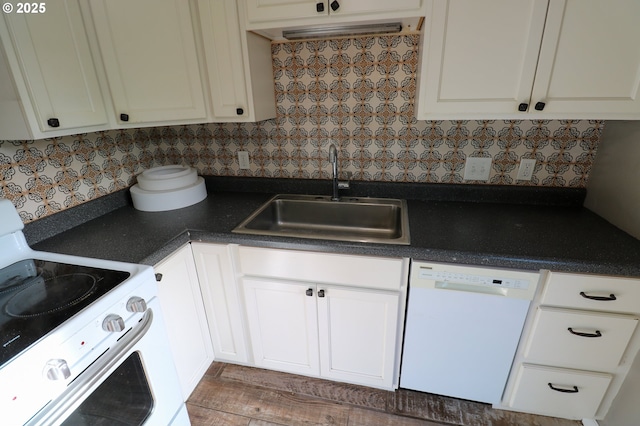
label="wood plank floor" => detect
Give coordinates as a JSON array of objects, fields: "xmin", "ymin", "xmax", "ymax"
[{"xmin": 187, "ymin": 363, "xmax": 582, "ymax": 426}]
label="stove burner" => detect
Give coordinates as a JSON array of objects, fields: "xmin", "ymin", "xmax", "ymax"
[
  {"xmin": 0, "ymin": 275, "xmax": 28, "ymax": 294},
  {"xmin": 5, "ymin": 273, "xmax": 98, "ymax": 318}
]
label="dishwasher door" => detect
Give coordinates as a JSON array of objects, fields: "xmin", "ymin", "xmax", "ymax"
[{"xmin": 400, "ymin": 262, "xmax": 539, "ymax": 405}]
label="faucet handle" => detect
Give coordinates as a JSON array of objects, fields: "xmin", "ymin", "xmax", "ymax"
[
  {"xmin": 337, "ymin": 180, "xmax": 350, "ymax": 190},
  {"xmin": 337, "ymin": 171, "xmax": 351, "ymax": 190}
]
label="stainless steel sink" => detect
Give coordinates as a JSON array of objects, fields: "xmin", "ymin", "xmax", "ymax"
[{"xmin": 232, "ymin": 194, "xmax": 410, "ymax": 245}]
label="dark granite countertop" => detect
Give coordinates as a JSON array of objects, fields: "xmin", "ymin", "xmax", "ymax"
[{"xmin": 26, "ymin": 177, "xmax": 640, "ymax": 277}]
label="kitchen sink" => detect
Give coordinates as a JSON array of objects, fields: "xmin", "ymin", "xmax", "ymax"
[{"xmin": 232, "ymin": 194, "xmax": 410, "ymax": 245}]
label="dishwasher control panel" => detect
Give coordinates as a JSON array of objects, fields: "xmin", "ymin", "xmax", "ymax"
[
  {"xmin": 418, "ymin": 268, "xmax": 530, "ymax": 289},
  {"xmin": 412, "ymin": 262, "xmax": 541, "ymax": 300}
]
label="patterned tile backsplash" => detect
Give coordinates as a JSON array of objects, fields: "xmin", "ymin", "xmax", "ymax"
[{"xmin": 1, "ymin": 33, "xmax": 603, "ymax": 223}]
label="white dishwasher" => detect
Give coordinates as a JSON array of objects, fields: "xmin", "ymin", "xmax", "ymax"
[{"xmin": 400, "ymin": 261, "xmax": 540, "ymax": 404}]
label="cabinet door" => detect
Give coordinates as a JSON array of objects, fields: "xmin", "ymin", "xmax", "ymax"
[
  {"xmin": 191, "ymin": 243, "xmax": 248, "ymax": 363},
  {"xmin": 0, "ymin": 45, "xmax": 30, "ymax": 139},
  {"xmin": 155, "ymin": 244, "xmax": 214, "ymax": 400},
  {"xmin": 198, "ymin": 0, "xmax": 248, "ymax": 120},
  {"xmin": 242, "ymin": 278, "xmax": 320, "ymax": 376},
  {"xmin": 330, "ymin": 0, "xmax": 424, "ymax": 17},
  {"xmin": 1, "ymin": 0, "xmax": 108, "ymax": 133},
  {"xmin": 198, "ymin": 0, "xmax": 275, "ymax": 122},
  {"xmin": 89, "ymin": 0, "xmax": 206, "ymax": 124},
  {"xmin": 244, "ymin": 0, "xmax": 326, "ymax": 24},
  {"xmin": 530, "ymin": 0, "xmax": 640, "ymax": 117},
  {"xmin": 317, "ymin": 286, "xmax": 399, "ymax": 389},
  {"xmin": 416, "ymin": 0, "xmax": 548, "ymax": 118},
  {"xmin": 244, "ymin": 0, "xmax": 424, "ymax": 23}
]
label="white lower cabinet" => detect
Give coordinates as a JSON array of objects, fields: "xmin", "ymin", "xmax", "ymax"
[
  {"xmin": 502, "ymin": 271, "xmax": 640, "ymax": 420},
  {"xmin": 238, "ymin": 246, "xmax": 408, "ymax": 390},
  {"xmin": 191, "ymin": 242, "xmax": 248, "ymax": 364},
  {"xmin": 154, "ymin": 244, "xmax": 214, "ymax": 400},
  {"xmin": 523, "ymin": 307, "xmax": 638, "ymax": 371},
  {"xmin": 509, "ymin": 364, "xmax": 612, "ymax": 420}
]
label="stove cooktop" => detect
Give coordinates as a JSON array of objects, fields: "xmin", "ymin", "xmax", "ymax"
[{"xmin": 0, "ymin": 259, "xmax": 130, "ymax": 367}]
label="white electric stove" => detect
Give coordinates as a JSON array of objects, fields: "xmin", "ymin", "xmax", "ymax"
[{"xmin": 0, "ymin": 199, "xmax": 189, "ymax": 426}]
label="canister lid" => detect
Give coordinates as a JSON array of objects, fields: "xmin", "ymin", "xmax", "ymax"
[{"xmin": 136, "ymin": 165, "xmax": 198, "ymax": 191}]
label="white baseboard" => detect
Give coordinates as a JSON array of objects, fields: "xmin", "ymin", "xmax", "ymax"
[{"xmin": 582, "ymin": 419, "xmax": 599, "ymax": 426}]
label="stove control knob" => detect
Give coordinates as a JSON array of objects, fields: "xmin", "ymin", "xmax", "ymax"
[
  {"xmin": 126, "ymin": 296, "xmax": 147, "ymax": 313},
  {"xmin": 102, "ymin": 314, "xmax": 125, "ymax": 332},
  {"xmin": 44, "ymin": 359, "xmax": 71, "ymax": 381}
]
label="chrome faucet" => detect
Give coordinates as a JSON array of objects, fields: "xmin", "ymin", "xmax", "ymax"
[
  {"xmin": 329, "ymin": 144, "xmax": 339, "ymax": 200},
  {"xmin": 329, "ymin": 143, "xmax": 349, "ymax": 201}
]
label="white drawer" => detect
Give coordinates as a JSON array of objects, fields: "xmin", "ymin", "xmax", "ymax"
[
  {"xmin": 237, "ymin": 246, "xmax": 405, "ymax": 291},
  {"xmin": 542, "ymin": 272, "xmax": 640, "ymax": 314},
  {"xmin": 509, "ymin": 364, "xmax": 612, "ymax": 420},
  {"xmin": 524, "ymin": 307, "xmax": 638, "ymax": 371}
]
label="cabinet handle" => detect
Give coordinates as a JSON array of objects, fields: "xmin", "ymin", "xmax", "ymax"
[
  {"xmin": 236, "ymin": 107, "xmax": 244, "ymax": 115},
  {"xmin": 518, "ymin": 103, "xmax": 528, "ymax": 112},
  {"xmin": 306, "ymin": 288, "xmax": 313, "ymax": 296},
  {"xmin": 47, "ymin": 118, "xmax": 60, "ymax": 128},
  {"xmin": 534, "ymin": 101, "xmax": 546, "ymax": 111},
  {"xmin": 568, "ymin": 327, "xmax": 602, "ymax": 338},
  {"xmin": 316, "ymin": 2, "xmax": 324, "ymax": 12},
  {"xmin": 548, "ymin": 383, "xmax": 579, "ymax": 393},
  {"xmin": 330, "ymin": 0, "xmax": 340, "ymax": 11},
  {"xmin": 580, "ymin": 291, "xmax": 617, "ymax": 301},
  {"xmin": 155, "ymin": 273, "xmax": 163, "ymax": 282},
  {"xmin": 318, "ymin": 289, "xmax": 325, "ymax": 298},
  {"xmin": 120, "ymin": 113, "xmax": 129, "ymax": 122}
]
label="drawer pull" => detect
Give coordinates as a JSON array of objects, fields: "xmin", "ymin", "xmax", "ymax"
[
  {"xmin": 548, "ymin": 383, "xmax": 579, "ymax": 393},
  {"xmin": 580, "ymin": 291, "xmax": 617, "ymax": 301},
  {"xmin": 568, "ymin": 327, "xmax": 602, "ymax": 338}
]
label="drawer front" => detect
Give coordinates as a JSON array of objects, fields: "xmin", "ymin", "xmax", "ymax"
[
  {"xmin": 509, "ymin": 364, "xmax": 612, "ymax": 419},
  {"xmin": 524, "ymin": 307, "xmax": 638, "ymax": 371},
  {"xmin": 542, "ymin": 272, "xmax": 640, "ymax": 314},
  {"xmin": 237, "ymin": 246, "xmax": 405, "ymax": 291}
]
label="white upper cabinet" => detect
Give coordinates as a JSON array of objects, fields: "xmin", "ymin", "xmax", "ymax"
[
  {"xmin": 417, "ymin": 0, "xmax": 547, "ymax": 118},
  {"xmin": 89, "ymin": 0, "xmax": 207, "ymax": 125},
  {"xmin": 0, "ymin": 0, "xmax": 108, "ymax": 139},
  {"xmin": 242, "ymin": 0, "xmax": 427, "ymax": 38},
  {"xmin": 531, "ymin": 0, "xmax": 640, "ymax": 118},
  {"xmin": 245, "ymin": 0, "xmax": 425, "ymax": 23},
  {"xmin": 198, "ymin": 0, "xmax": 276, "ymax": 122},
  {"xmin": 0, "ymin": 44, "xmax": 31, "ymax": 140},
  {"xmin": 416, "ymin": 0, "xmax": 640, "ymax": 120},
  {"xmin": 245, "ymin": 0, "xmax": 325, "ymax": 22}
]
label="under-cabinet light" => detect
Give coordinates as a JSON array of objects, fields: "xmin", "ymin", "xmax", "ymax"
[{"xmin": 282, "ymin": 22, "xmax": 402, "ymax": 40}]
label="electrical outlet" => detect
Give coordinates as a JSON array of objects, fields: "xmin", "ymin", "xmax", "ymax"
[
  {"xmin": 517, "ymin": 158, "xmax": 536, "ymax": 181},
  {"xmin": 463, "ymin": 157, "xmax": 492, "ymax": 181},
  {"xmin": 238, "ymin": 151, "xmax": 250, "ymax": 170}
]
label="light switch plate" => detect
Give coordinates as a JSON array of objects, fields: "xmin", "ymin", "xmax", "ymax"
[
  {"xmin": 463, "ymin": 157, "xmax": 492, "ymax": 181},
  {"xmin": 238, "ymin": 151, "xmax": 250, "ymax": 170}
]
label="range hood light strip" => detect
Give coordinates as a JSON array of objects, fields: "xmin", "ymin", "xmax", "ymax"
[{"xmin": 282, "ymin": 23, "xmax": 402, "ymax": 40}]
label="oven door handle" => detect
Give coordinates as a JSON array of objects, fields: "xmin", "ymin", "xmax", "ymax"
[{"xmin": 25, "ymin": 309, "xmax": 154, "ymax": 426}]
